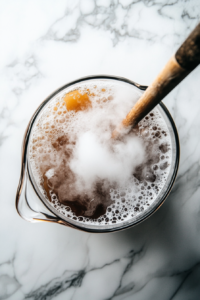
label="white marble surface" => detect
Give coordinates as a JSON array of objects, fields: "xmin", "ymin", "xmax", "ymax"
[{"xmin": 1, "ymin": 0, "xmax": 200, "ymax": 299}]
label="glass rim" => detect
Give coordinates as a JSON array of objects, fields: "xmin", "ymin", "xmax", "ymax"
[{"xmin": 16, "ymin": 75, "xmax": 180, "ymax": 233}]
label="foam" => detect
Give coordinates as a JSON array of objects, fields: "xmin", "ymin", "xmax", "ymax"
[{"xmin": 29, "ymin": 80, "xmax": 172, "ymax": 225}]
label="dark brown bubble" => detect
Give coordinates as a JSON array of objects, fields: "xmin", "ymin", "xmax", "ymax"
[
  {"xmin": 160, "ymin": 162, "xmax": 169, "ymax": 170},
  {"xmin": 155, "ymin": 131, "xmax": 161, "ymax": 137},
  {"xmin": 145, "ymin": 170, "xmax": 156, "ymax": 183},
  {"xmin": 159, "ymin": 143, "xmax": 170, "ymax": 153}
]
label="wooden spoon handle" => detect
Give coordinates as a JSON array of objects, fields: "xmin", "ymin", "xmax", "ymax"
[
  {"xmin": 176, "ymin": 23, "xmax": 200, "ymax": 71},
  {"xmin": 112, "ymin": 23, "xmax": 200, "ymax": 139}
]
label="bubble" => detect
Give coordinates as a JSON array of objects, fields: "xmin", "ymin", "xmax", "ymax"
[
  {"xmin": 155, "ymin": 131, "xmax": 161, "ymax": 137},
  {"xmin": 160, "ymin": 162, "xmax": 169, "ymax": 170},
  {"xmin": 159, "ymin": 143, "xmax": 170, "ymax": 153},
  {"xmin": 145, "ymin": 171, "xmax": 156, "ymax": 183},
  {"xmin": 120, "ymin": 192, "xmax": 126, "ymax": 197}
]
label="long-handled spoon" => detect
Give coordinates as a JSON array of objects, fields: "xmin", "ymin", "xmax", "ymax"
[{"xmin": 112, "ymin": 23, "xmax": 200, "ymax": 139}]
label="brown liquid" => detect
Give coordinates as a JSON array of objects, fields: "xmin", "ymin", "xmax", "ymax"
[
  {"xmin": 41, "ymin": 123, "xmax": 169, "ymax": 220},
  {"xmin": 41, "ymin": 91, "xmax": 114, "ymax": 219},
  {"xmin": 42, "ymin": 135, "xmax": 114, "ymax": 218}
]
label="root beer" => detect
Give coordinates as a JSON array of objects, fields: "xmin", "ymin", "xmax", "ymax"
[{"xmin": 29, "ymin": 80, "xmax": 172, "ymax": 226}]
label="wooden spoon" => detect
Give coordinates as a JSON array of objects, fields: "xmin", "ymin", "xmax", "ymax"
[{"xmin": 112, "ymin": 23, "xmax": 200, "ymax": 139}]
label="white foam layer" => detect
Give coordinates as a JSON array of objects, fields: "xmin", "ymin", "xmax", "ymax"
[{"xmin": 29, "ymin": 80, "xmax": 172, "ymax": 226}]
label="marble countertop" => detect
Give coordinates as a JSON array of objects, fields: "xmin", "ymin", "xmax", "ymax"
[{"xmin": 1, "ymin": 0, "xmax": 200, "ymax": 299}]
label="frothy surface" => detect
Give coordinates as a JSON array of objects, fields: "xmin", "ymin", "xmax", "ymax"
[{"xmin": 29, "ymin": 79, "xmax": 172, "ymax": 227}]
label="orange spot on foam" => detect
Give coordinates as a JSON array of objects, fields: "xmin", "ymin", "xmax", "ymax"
[{"xmin": 63, "ymin": 90, "xmax": 92, "ymax": 112}]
